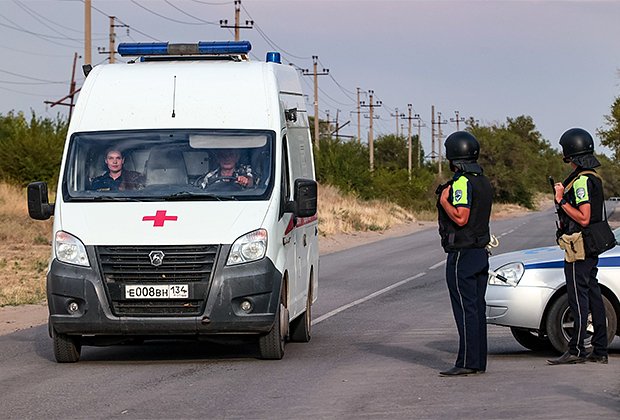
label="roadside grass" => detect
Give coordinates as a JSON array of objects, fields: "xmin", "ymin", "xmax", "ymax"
[
  {"xmin": 318, "ymin": 184, "xmax": 415, "ymax": 236},
  {"xmin": 0, "ymin": 183, "xmax": 52, "ymax": 306}
]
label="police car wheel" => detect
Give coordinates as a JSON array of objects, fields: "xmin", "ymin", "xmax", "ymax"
[
  {"xmin": 509, "ymin": 327, "xmax": 551, "ymax": 352},
  {"xmin": 52, "ymin": 329, "xmax": 81, "ymax": 363},
  {"xmin": 546, "ymin": 293, "xmax": 617, "ymax": 354}
]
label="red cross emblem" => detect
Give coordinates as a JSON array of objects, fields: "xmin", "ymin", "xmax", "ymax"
[{"xmin": 142, "ymin": 210, "xmax": 178, "ymax": 227}]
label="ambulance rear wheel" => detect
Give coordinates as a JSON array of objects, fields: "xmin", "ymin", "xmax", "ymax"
[
  {"xmin": 289, "ymin": 294, "xmax": 312, "ymax": 343},
  {"xmin": 53, "ymin": 330, "xmax": 81, "ymax": 363},
  {"xmin": 258, "ymin": 302, "xmax": 288, "ymax": 359}
]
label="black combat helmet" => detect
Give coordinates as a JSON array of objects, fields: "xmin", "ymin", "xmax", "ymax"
[
  {"xmin": 559, "ymin": 128, "xmax": 599, "ymax": 168},
  {"xmin": 444, "ymin": 131, "xmax": 480, "ymax": 162},
  {"xmin": 559, "ymin": 128, "xmax": 594, "ymax": 158}
]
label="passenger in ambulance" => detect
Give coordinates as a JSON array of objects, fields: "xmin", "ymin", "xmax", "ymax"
[
  {"xmin": 89, "ymin": 148, "xmax": 145, "ymax": 191},
  {"xmin": 195, "ymin": 149, "xmax": 253, "ymax": 189}
]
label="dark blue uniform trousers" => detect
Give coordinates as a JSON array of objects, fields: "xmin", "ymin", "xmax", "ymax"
[
  {"xmin": 446, "ymin": 248, "xmax": 488, "ymax": 371},
  {"xmin": 564, "ymin": 257, "xmax": 608, "ymax": 357}
]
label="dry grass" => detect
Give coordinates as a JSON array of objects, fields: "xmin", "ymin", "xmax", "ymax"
[
  {"xmin": 0, "ymin": 183, "xmax": 52, "ymax": 306},
  {"xmin": 318, "ymin": 184, "xmax": 416, "ymax": 236}
]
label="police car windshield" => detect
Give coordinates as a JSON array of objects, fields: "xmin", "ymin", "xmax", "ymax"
[{"xmin": 62, "ymin": 129, "xmax": 275, "ymax": 202}]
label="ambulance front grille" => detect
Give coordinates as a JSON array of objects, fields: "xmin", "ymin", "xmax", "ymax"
[{"xmin": 96, "ymin": 245, "xmax": 219, "ymax": 316}]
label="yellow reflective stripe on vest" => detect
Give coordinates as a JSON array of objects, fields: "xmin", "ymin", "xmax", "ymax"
[{"xmin": 452, "ymin": 175, "xmax": 470, "ymax": 207}]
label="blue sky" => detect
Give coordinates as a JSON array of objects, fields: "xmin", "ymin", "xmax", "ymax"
[{"xmin": 1, "ymin": 0, "xmax": 619, "ymax": 156}]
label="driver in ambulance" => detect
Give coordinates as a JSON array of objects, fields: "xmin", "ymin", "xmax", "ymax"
[{"xmin": 195, "ymin": 149, "xmax": 253, "ymax": 189}]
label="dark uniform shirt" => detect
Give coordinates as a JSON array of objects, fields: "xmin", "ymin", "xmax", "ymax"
[
  {"xmin": 90, "ymin": 170, "xmax": 145, "ymax": 191},
  {"xmin": 559, "ymin": 168, "xmax": 604, "ymax": 235},
  {"xmin": 437, "ymin": 171, "xmax": 493, "ymax": 252}
]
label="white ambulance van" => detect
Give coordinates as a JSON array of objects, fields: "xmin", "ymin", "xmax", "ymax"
[{"xmin": 28, "ymin": 41, "xmax": 318, "ymax": 362}]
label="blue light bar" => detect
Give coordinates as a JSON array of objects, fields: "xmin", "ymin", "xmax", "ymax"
[
  {"xmin": 118, "ymin": 41, "xmax": 252, "ymax": 57},
  {"xmin": 266, "ymin": 52, "xmax": 281, "ymax": 64}
]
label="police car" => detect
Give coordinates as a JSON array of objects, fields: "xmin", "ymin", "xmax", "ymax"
[{"xmin": 486, "ymin": 228, "xmax": 620, "ymax": 353}]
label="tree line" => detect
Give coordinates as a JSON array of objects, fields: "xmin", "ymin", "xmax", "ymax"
[{"xmin": 1, "ymin": 102, "xmax": 619, "ymax": 209}]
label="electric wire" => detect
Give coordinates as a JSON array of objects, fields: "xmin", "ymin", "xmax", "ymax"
[
  {"xmin": 130, "ymin": 0, "xmax": 212, "ymax": 26},
  {"xmin": 240, "ymin": 2, "xmax": 312, "ymax": 61},
  {"xmin": 0, "ymin": 68, "xmax": 68, "ymax": 84},
  {"xmin": 86, "ymin": 0, "xmax": 161, "ymax": 42},
  {"xmin": 163, "ymin": 0, "xmax": 218, "ymax": 25}
]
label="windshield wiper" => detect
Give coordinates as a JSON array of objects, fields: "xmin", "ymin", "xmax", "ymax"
[
  {"xmin": 164, "ymin": 191, "xmax": 236, "ymax": 201},
  {"xmin": 72, "ymin": 196, "xmax": 143, "ymax": 202}
]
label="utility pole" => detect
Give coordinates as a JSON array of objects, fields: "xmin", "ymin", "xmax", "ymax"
[
  {"xmin": 413, "ymin": 114, "xmax": 424, "ymax": 169},
  {"xmin": 431, "ymin": 105, "xmax": 436, "ymax": 165},
  {"xmin": 302, "ymin": 56, "xmax": 329, "ymax": 148},
  {"xmin": 97, "ymin": 16, "xmax": 129, "ymax": 63},
  {"xmin": 401, "ymin": 103, "xmax": 414, "ymax": 180},
  {"xmin": 391, "ymin": 108, "xmax": 404, "ymax": 137},
  {"xmin": 434, "ymin": 111, "xmax": 448, "ymax": 177},
  {"xmin": 450, "ymin": 110, "xmax": 465, "ymax": 131},
  {"xmin": 84, "ymin": 0, "xmax": 91, "ymax": 65},
  {"xmin": 356, "ymin": 87, "xmax": 362, "ymax": 143},
  {"xmin": 361, "ymin": 90, "xmax": 382, "ymax": 172},
  {"xmin": 44, "ymin": 53, "xmax": 82, "ymax": 121},
  {"xmin": 220, "ymin": 0, "xmax": 253, "ymax": 41}
]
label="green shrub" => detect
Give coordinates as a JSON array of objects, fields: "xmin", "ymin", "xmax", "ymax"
[{"xmin": 0, "ymin": 111, "xmax": 67, "ymax": 187}]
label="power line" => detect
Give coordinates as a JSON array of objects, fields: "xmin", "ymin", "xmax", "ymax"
[
  {"xmin": 0, "ymin": 85, "xmax": 53, "ymax": 97},
  {"xmin": 87, "ymin": 1, "xmax": 160, "ymax": 42},
  {"xmin": 130, "ymin": 0, "xmax": 211, "ymax": 25},
  {"xmin": 240, "ymin": 2, "xmax": 312, "ymax": 60},
  {"xmin": 163, "ymin": 0, "xmax": 218, "ymax": 25},
  {"xmin": 0, "ymin": 68, "xmax": 68, "ymax": 83},
  {"xmin": 190, "ymin": 0, "xmax": 234, "ymax": 5},
  {"xmin": 0, "ymin": 44, "xmax": 72, "ymax": 58},
  {"xmin": 13, "ymin": 0, "xmax": 90, "ymax": 34}
]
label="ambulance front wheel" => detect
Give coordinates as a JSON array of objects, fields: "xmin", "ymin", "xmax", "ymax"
[
  {"xmin": 258, "ymin": 302, "xmax": 288, "ymax": 359},
  {"xmin": 52, "ymin": 329, "xmax": 81, "ymax": 363}
]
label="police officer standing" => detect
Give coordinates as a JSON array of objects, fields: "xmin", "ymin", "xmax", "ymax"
[
  {"xmin": 437, "ymin": 131, "xmax": 493, "ymax": 376},
  {"xmin": 548, "ymin": 128, "xmax": 609, "ymax": 365}
]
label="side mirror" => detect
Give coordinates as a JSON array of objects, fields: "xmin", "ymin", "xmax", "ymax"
[
  {"xmin": 27, "ymin": 182, "xmax": 54, "ymax": 220},
  {"xmin": 293, "ymin": 178, "xmax": 317, "ymax": 218}
]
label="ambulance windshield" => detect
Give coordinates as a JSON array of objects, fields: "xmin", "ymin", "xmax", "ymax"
[{"xmin": 62, "ymin": 129, "xmax": 275, "ymax": 201}]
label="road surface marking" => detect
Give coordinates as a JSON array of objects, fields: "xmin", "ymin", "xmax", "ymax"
[
  {"xmin": 312, "ymin": 272, "xmax": 426, "ymax": 325},
  {"xmin": 429, "ymin": 260, "xmax": 445, "ymax": 270}
]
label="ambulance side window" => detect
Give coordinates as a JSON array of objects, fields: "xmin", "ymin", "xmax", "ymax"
[{"xmin": 280, "ymin": 137, "xmax": 291, "ymax": 214}]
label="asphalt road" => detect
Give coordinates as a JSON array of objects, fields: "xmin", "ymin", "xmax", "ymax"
[{"xmin": 1, "ymin": 208, "xmax": 619, "ymax": 419}]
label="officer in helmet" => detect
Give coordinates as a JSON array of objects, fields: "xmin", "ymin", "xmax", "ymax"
[
  {"xmin": 548, "ymin": 128, "xmax": 609, "ymax": 365},
  {"xmin": 437, "ymin": 131, "xmax": 493, "ymax": 376}
]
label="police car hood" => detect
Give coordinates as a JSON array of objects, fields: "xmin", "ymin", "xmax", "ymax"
[
  {"xmin": 58, "ymin": 201, "xmax": 271, "ymax": 245},
  {"xmin": 489, "ymin": 245, "xmax": 564, "ymax": 271},
  {"xmin": 490, "ymin": 243, "xmax": 620, "ymax": 271}
]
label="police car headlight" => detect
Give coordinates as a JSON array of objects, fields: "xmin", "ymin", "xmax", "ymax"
[
  {"xmin": 489, "ymin": 262, "xmax": 524, "ymax": 286},
  {"xmin": 227, "ymin": 229, "xmax": 267, "ymax": 266},
  {"xmin": 55, "ymin": 231, "xmax": 90, "ymax": 267}
]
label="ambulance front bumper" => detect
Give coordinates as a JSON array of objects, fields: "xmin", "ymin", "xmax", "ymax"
[{"xmin": 47, "ymin": 248, "xmax": 282, "ymax": 337}]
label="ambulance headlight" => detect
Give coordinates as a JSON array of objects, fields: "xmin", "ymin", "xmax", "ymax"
[
  {"xmin": 55, "ymin": 231, "xmax": 89, "ymax": 267},
  {"xmin": 489, "ymin": 262, "xmax": 524, "ymax": 286},
  {"xmin": 227, "ymin": 229, "xmax": 267, "ymax": 266}
]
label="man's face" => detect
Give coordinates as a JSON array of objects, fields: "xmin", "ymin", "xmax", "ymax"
[
  {"xmin": 217, "ymin": 150, "xmax": 239, "ymax": 170},
  {"xmin": 105, "ymin": 151, "xmax": 124, "ymax": 174}
]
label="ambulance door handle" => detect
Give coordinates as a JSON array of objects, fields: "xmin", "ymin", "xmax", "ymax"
[
  {"xmin": 303, "ymin": 234, "xmax": 307, "ymax": 247},
  {"xmin": 283, "ymin": 236, "xmax": 291, "ymax": 246}
]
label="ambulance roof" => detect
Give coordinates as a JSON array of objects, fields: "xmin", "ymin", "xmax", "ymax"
[{"xmin": 70, "ymin": 44, "xmax": 302, "ymax": 134}]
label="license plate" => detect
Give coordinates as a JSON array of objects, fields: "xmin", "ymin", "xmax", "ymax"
[{"xmin": 125, "ymin": 284, "xmax": 189, "ymax": 299}]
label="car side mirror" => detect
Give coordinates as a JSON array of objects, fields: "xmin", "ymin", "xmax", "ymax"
[
  {"xmin": 293, "ymin": 178, "xmax": 317, "ymax": 218},
  {"xmin": 27, "ymin": 182, "xmax": 54, "ymax": 220}
]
